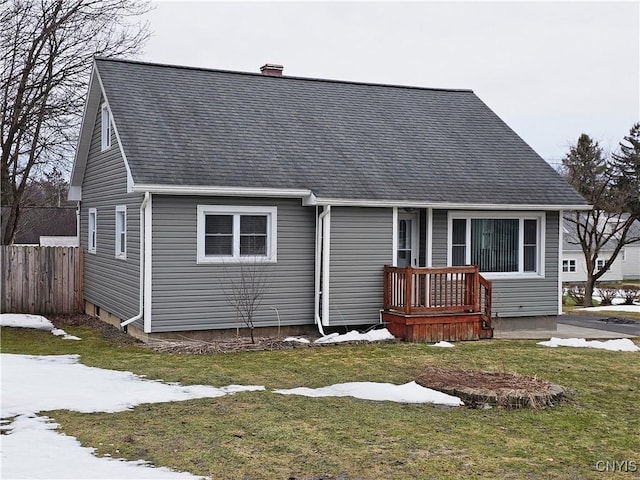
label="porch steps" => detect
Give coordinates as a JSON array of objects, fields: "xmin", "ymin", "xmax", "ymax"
[{"xmin": 382, "ymin": 310, "xmax": 493, "ymax": 342}]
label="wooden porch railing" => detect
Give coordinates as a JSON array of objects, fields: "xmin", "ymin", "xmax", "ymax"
[{"xmin": 383, "ymin": 265, "xmax": 492, "ymax": 321}]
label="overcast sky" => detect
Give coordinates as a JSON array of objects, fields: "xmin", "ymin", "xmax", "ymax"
[{"xmin": 141, "ymin": 1, "xmax": 639, "ymax": 163}]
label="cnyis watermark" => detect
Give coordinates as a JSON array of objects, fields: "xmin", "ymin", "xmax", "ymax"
[{"xmin": 594, "ymin": 460, "xmax": 637, "ymax": 472}]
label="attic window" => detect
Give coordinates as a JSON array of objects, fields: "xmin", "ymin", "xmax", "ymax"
[{"xmin": 101, "ymin": 103, "xmax": 111, "ymax": 151}]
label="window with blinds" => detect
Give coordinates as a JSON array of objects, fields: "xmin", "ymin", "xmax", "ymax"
[{"xmin": 451, "ymin": 215, "xmax": 541, "ymax": 275}]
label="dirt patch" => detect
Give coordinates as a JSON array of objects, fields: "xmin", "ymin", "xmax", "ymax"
[
  {"xmin": 145, "ymin": 337, "xmax": 310, "ymax": 354},
  {"xmin": 416, "ymin": 366, "xmax": 569, "ymax": 409},
  {"xmin": 144, "ymin": 336, "xmax": 399, "ymax": 354},
  {"xmin": 48, "ymin": 314, "xmax": 140, "ymax": 345}
]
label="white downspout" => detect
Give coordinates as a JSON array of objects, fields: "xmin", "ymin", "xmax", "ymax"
[
  {"xmin": 75, "ymin": 202, "xmax": 81, "ymax": 246},
  {"xmin": 558, "ymin": 210, "xmax": 564, "ymax": 315},
  {"xmin": 314, "ymin": 205, "xmax": 331, "ymax": 335},
  {"xmin": 121, "ymin": 192, "xmax": 150, "ymax": 328},
  {"xmin": 321, "ymin": 205, "xmax": 331, "ymax": 327}
]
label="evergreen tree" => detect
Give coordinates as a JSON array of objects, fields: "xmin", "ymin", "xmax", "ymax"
[
  {"xmin": 562, "ymin": 131, "xmax": 640, "ymax": 307},
  {"xmin": 561, "ymin": 134, "xmax": 609, "ymax": 205},
  {"xmin": 611, "ymin": 123, "xmax": 640, "ymax": 216}
]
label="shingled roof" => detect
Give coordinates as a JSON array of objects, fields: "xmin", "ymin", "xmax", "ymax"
[{"xmin": 74, "ymin": 58, "xmax": 588, "ymax": 208}]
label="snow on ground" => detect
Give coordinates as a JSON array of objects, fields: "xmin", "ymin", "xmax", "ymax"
[
  {"xmin": 0, "ymin": 353, "xmax": 264, "ymax": 479},
  {"xmin": 314, "ymin": 328, "xmax": 395, "ymax": 344},
  {"xmin": 579, "ymin": 304, "xmax": 640, "ymax": 313},
  {"xmin": 2, "ymin": 415, "xmax": 205, "ymax": 480},
  {"xmin": 0, "ymin": 316, "xmax": 462, "ymax": 479},
  {"xmin": 431, "ymin": 341, "xmax": 455, "ymax": 348},
  {"xmin": 1, "ymin": 353, "xmax": 265, "ymax": 418},
  {"xmin": 274, "ymin": 381, "xmax": 463, "ymax": 406},
  {"xmin": 0, "ymin": 313, "xmax": 80, "ymax": 340},
  {"xmin": 538, "ymin": 337, "xmax": 640, "ymax": 352},
  {"xmin": 284, "ymin": 336, "xmax": 311, "ymax": 343}
]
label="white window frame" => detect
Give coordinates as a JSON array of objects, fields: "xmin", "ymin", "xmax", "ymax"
[
  {"xmin": 88, "ymin": 208, "xmax": 97, "ymax": 254},
  {"xmin": 596, "ymin": 258, "xmax": 606, "ymax": 271},
  {"xmin": 115, "ymin": 205, "xmax": 126, "ymax": 259},
  {"xmin": 197, "ymin": 205, "xmax": 277, "ymax": 264},
  {"xmin": 101, "ymin": 103, "xmax": 111, "ymax": 151},
  {"xmin": 562, "ymin": 259, "xmax": 576, "ymax": 273},
  {"xmin": 447, "ymin": 211, "xmax": 546, "ymax": 279}
]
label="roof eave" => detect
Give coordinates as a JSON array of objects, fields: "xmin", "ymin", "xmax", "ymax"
[
  {"xmin": 130, "ymin": 185, "xmax": 591, "ymax": 211},
  {"xmin": 311, "ymin": 197, "xmax": 592, "ymax": 211}
]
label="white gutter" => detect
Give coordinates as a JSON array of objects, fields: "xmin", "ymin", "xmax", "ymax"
[
  {"xmin": 314, "ymin": 205, "xmax": 331, "ymax": 334},
  {"xmin": 132, "ymin": 183, "xmax": 313, "ymax": 199},
  {"xmin": 121, "ymin": 192, "xmax": 150, "ymax": 329},
  {"xmin": 310, "ymin": 197, "xmax": 592, "ymax": 211}
]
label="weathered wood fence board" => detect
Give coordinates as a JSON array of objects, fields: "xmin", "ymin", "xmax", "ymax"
[{"xmin": 1, "ymin": 246, "xmax": 83, "ymax": 314}]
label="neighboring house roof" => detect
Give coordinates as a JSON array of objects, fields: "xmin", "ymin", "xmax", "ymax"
[
  {"xmin": 1, "ymin": 207, "xmax": 76, "ymax": 244},
  {"xmin": 563, "ymin": 216, "xmax": 640, "ymax": 251},
  {"xmin": 71, "ymin": 58, "xmax": 588, "ymax": 208}
]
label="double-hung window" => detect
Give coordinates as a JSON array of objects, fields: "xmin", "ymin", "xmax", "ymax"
[
  {"xmin": 562, "ymin": 259, "xmax": 576, "ymax": 273},
  {"xmin": 197, "ymin": 206, "xmax": 277, "ymax": 263},
  {"xmin": 88, "ymin": 208, "xmax": 97, "ymax": 253},
  {"xmin": 449, "ymin": 213, "xmax": 545, "ymax": 277},
  {"xmin": 115, "ymin": 205, "xmax": 126, "ymax": 258},
  {"xmin": 101, "ymin": 103, "xmax": 111, "ymax": 151}
]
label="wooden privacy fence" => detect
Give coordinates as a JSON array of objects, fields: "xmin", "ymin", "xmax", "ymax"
[{"xmin": 1, "ymin": 246, "xmax": 83, "ymax": 314}]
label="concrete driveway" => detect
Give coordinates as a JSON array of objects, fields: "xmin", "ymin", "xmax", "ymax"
[{"xmin": 494, "ymin": 313, "xmax": 640, "ymax": 340}]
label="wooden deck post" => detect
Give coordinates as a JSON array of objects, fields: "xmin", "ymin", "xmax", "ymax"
[{"xmin": 404, "ymin": 266, "xmax": 412, "ymax": 315}]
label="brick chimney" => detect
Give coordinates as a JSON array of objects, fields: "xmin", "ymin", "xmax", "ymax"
[{"xmin": 260, "ymin": 64, "xmax": 283, "ymax": 76}]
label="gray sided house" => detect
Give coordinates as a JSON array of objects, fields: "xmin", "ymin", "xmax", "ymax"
[{"xmin": 69, "ymin": 58, "xmax": 588, "ymax": 341}]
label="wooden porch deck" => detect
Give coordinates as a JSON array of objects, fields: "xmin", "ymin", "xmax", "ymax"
[{"xmin": 382, "ymin": 265, "xmax": 493, "ymax": 342}]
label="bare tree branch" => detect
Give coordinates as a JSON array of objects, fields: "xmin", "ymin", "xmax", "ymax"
[{"xmin": 1, "ymin": 0, "xmax": 151, "ymax": 244}]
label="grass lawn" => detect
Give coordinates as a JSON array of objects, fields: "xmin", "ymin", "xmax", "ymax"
[{"xmin": 2, "ymin": 324, "xmax": 640, "ymax": 479}]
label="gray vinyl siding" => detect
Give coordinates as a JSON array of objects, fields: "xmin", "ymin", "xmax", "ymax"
[
  {"xmin": 80, "ymin": 96, "xmax": 142, "ymax": 323},
  {"xmin": 150, "ymin": 196, "xmax": 316, "ymax": 332},
  {"xmin": 490, "ymin": 211, "xmax": 560, "ymax": 317},
  {"xmin": 431, "ymin": 210, "xmax": 560, "ymax": 318},
  {"xmin": 328, "ymin": 207, "xmax": 393, "ymax": 326},
  {"xmin": 432, "ymin": 210, "xmax": 448, "ymax": 267}
]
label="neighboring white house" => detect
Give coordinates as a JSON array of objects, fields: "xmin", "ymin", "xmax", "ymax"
[{"xmin": 562, "ymin": 218, "xmax": 640, "ymax": 283}]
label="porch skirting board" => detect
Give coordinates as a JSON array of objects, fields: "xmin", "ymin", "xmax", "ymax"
[{"xmin": 382, "ymin": 311, "xmax": 493, "ymax": 342}]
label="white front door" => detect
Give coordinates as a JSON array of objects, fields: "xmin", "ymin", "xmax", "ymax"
[{"xmin": 397, "ymin": 212, "xmax": 419, "ymax": 267}]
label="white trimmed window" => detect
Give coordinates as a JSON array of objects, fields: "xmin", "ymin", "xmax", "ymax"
[
  {"xmin": 101, "ymin": 103, "xmax": 111, "ymax": 151},
  {"xmin": 596, "ymin": 258, "xmax": 606, "ymax": 271},
  {"xmin": 115, "ymin": 205, "xmax": 126, "ymax": 259},
  {"xmin": 562, "ymin": 259, "xmax": 576, "ymax": 273},
  {"xmin": 448, "ymin": 212, "xmax": 545, "ymax": 277},
  {"xmin": 88, "ymin": 208, "xmax": 97, "ymax": 253},
  {"xmin": 197, "ymin": 205, "xmax": 277, "ymax": 263}
]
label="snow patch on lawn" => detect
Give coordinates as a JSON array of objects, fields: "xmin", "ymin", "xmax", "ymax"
[
  {"xmin": 2, "ymin": 415, "xmax": 205, "ymax": 480},
  {"xmin": 580, "ymin": 304, "xmax": 640, "ymax": 313},
  {"xmin": 538, "ymin": 337, "xmax": 639, "ymax": 352},
  {"xmin": 0, "ymin": 353, "xmax": 264, "ymax": 479},
  {"xmin": 0, "ymin": 313, "xmax": 80, "ymax": 340},
  {"xmin": 284, "ymin": 336, "xmax": 311, "ymax": 344},
  {"xmin": 274, "ymin": 381, "xmax": 463, "ymax": 406},
  {"xmin": 314, "ymin": 328, "xmax": 395, "ymax": 344},
  {"xmin": 431, "ymin": 341, "xmax": 455, "ymax": 348}
]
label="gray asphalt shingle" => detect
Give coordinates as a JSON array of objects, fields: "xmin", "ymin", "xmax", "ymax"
[{"xmin": 96, "ymin": 58, "xmax": 587, "ymax": 206}]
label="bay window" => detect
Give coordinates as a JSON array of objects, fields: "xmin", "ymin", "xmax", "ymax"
[{"xmin": 449, "ymin": 213, "xmax": 545, "ymax": 276}]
